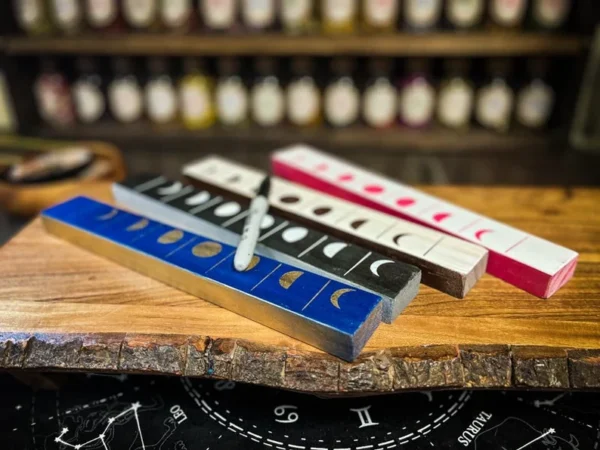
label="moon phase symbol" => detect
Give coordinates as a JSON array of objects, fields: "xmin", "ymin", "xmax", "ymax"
[
  {"xmin": 214, "ymin": 202, "xmax": 241, "ymax": 217},
  {"xmin": 244, "ymin": 256, "xmax": 260, "ymax": 271},
  {"xmin": 226, "ymin": 174, "xmax": 241, "ymax": 184},
  {"xmin": 433, "ymin": 212, "xmax": 451, "ymax": 223},
  {"xmin": 350, "ymin": 219, "xmax": 367, "ymax": 230},
  {"xmin": 260, "ymin": 215, "xmax": 275, "ymax": 229},
  {"xmin": 158, "ymin": 181, "xmax": 183, "ymax": 196},
  {"xmin": 313, "ymin": 207, "xmax": 331, "ymax": 216},
  {"xmin": 158, "ymin": 229, "xmax": 184, "ymax": 244},
  {"xmin": 393, "ymin": 234, "xmax": 412, "ymax": 246},
  {"xmin": 185, "ymin": 191, "xmax": 210, "ymax": 206},
  {"xmin": 475, "ymin": 229, "xmax": 493, "ymax": 241},
  {"xmin": 282, "ymin": 227, "xmax": 308, "ymax": 243},
  {"xmin": 370, "ymin": 260, "xmax": 394, "ymax": 277},
  {"xmin": 192, "ymin": 241, "xmax": 222, "ymax": 258},
  {"xmin": 97, "ymin": 209, "xmax": 118, "ymax": 220},
  {"xmin": 280, "ymin": 195, "xmax": 300, "ymax": 204},
  {"xmin": 127, "ymin": 218, "xmax": 148, "ymax": 231},
  {"xmin": 330, "ymin": 288, "xmax": 355, "ymax": 309},
  {"xmin": 323, "ymin": 242, "xmax": 348, "ymax": 259},
  {"xmin": 279, "ymin": 271, "xmax": 303, "ymax": 289}
]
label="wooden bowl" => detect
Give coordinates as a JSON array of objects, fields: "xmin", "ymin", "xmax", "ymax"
[{"xmin": 0, "ymin": 136, "xmax": 126, "ymax": 217}]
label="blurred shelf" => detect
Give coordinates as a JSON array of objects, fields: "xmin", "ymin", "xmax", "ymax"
[
  {"xmin": 33, "ymin": 123, "xmax": 561, "ymax": 154},
  {"xmin": 6, "ymin": 33, "xmax": 588, "ymax": 57}
]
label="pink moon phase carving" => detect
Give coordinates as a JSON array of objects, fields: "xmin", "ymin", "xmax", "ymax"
[
  {"xmin": 316, "ymin": 163, "xmax": 328, "ymax": 171},
  {"xmin": 433, "ymin": 212, "xmax": 451, "ymax": 223},
  {"xmin": 338, "ymin": 173, "xmax": 354, "ymax": 182},
  {"xmin": 364, "ymin": 185, "xmax": 384, "ymax": 194},
  {"xmin": 396, "ymin": 198, "xmax": 415, "ymax": 207},
  {"xmin": 475, "ymin": 229, "xmax": 493, "ymax": 241}
]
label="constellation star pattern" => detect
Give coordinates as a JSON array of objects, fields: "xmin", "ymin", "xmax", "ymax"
[{"xmin": 55, "ymin": 402, "xmax": 146, "ymax": 450}]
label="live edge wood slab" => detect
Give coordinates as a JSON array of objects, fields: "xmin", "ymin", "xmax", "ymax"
[{"xmin": 0, "ymin": 183, "xmax": 599, "ymax": 394}]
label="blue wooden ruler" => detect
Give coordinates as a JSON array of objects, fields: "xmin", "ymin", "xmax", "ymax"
[{"xmin": 41, "ymin": 196, "xmax": 384, "ymax": 361}]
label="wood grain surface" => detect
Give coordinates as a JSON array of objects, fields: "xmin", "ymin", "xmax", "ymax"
[{"xmin": 0, "ymin": 184, "xmax": 599, "ymax": 393}]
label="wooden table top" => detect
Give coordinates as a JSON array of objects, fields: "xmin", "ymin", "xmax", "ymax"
[{"xmin": 0, "ymin": 183, "xmax": 599, "ymax": 394}]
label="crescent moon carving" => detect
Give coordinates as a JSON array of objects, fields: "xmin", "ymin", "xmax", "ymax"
[
  {"xmin": 192, "ymin": 241, "xmax": 222, "ymax": 258},
  {"xmin": 370, "ymin": 260, "xmax": 394, "ymax": 277},
  {"xmin": 185, "ymin": 191, "xmax": 210, "ymax": 206},
  {"xmin": 279, "ymin": 271, "xmax": 303, "ymax": 289},
  {"xmin": 127, "ymin": 218, "xmax": 149, "ymax": 231},
  {"xmin": 323, "ymin": 242, "xmax": 348, "ymax": 259},
  {"xmin": 97, "ymin": 209, "xmax": 118, "ymax": 220},
  {"xmin": 330, "ymin": 288, "xmax": 355, "ymax": 309},
  {"xmin": 158, "ymin": 181, "xmax": 183, "ymax": 196},
  {"xmin": 158, "ymin": 229, "xmax": 184, "ymax": 244},
  {"xmin": 393, "ymin": 234, "xmax": 412, "ymax": 246},
  {"xmin": 475, "ymin": 229, "xmax": 493, "ymax": 241}
]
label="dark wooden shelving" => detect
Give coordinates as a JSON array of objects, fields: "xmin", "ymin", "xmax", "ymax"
[
  {"xmin": 34, "ymin": 123, "xmax": 559, "ymax": 154},
  {"xmin": 6, "ymin": 33, "xmax": 587, "ymax": 56}
]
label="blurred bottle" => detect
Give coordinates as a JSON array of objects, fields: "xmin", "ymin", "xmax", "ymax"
[
  {"xmin": 145, "ymin": 57, "xmax": 179, "ymax": 126},
  {"xmin": 322, "ymin": 0, "xmax": 358, "ymax": 34},
  {"xmin": 362, "ymin": 0, "xmax": 399, "ymax": 33},
  {"xmin": 34, "ymin": 57, "xmax": 75, "ymax": 128},
  {"xmin": 85, "ymin": 0, "xmax": 123, "ymax": 32},
  {"xmin": 161, "ymin": 0, "xmax": 195, "ymax": 32},
  {"xmin": 399, "ymin": 59, "xmax": 436, "ymax": 128},
  {"xmin": 281, "ymin": 0, "xmax": 314, "ymax": 34},
  {"xmin": 437, "ymin": 59, "xmax": 474, "ymax": 130},
  {"xmin": 199, "ymin": 0, "xmax": 238, "ymax": 32},
  {"xmin": 50, "ymin": 0, "xmax": 84, "ymax": 34},
  {"xmin": 287, "ymin": 57, "xmax": 321, "ymax": 127},
  {"xmin": 13, "ymin": 0, "xmax": 54, "ymax": 35},
  {"xmin": 123, "ymin": 0, "xmax": 160, "ymax": 31},
  {"xmin": 108, "ymin": 57, "xmax": 144, "ymax": 124},
  {"xmin": 241, "ymin": 0, "xmax": 277, "ymax": 31},
  {"xmin": 179, "ymin": 57, "xmax": 216, "ymax": 129},
  {"xmin": 251, "ymin": 57, "xmax": 285, "ymax": 127},
  {"xmin": 530, "ymin": 0, "xmax": 570, "ymax": 30},
  {"xmin": 445, "ymin": 0, "xmax": 485, "ymax": 30},
  {"xmin": 403, "ymin": 0, "xmax": 442, "ymax": 31},
  {"xmin": 216, "ymin": 57, "xmax": 249, "ymax": 126},
  {"xmin": 0, "ymin": 73, "xmax": 17, "ymax": 133},
  {"xmin": 363, "ymin": 58, "xmax": 397, "ymax": 129},
  {"xmin": 516, "ymin": 58, "xmax": 554, "ymax": 129},
  {"xmin": 324, "ymin": 57, "xmax": 360, "ymax": 128},
  {"xmin": 72, "ymin": 57, "xmax": 107, "ymax": 125},
  {"xmin": 488, "ymin": 0, "xmax": 527, "ymax": 29},
  {"xmin": 475, "ymin": 58, "xmax": 514, "ymax": 132}
]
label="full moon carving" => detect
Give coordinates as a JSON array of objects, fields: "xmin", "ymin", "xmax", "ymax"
[
  {"xmin": 214, "ymin": 202, "xmax": 242, "ymax": 217},
  {"xmin": 158, "ymin": 229, "xmax": 184, "ymax": 244},
  {"xmin": 192, "ymin": 241, "xmax": 222, "ymax": 258}
]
